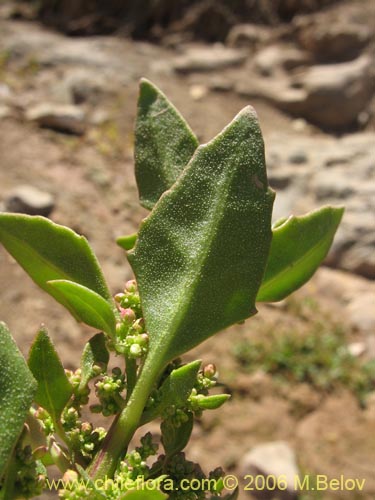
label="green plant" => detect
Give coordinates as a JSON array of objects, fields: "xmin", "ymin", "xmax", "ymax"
[
  {"xmin": 0, "ymin": 79, "xmax": 343, "ymax": 499},
  {"xmin": 234, "ymin": 316, "xmax": 375, "ymax": 403}
]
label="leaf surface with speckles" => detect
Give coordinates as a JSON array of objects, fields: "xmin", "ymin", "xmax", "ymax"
[
  {"xmin": 28, "ymin": 327, "xmax": 72, "ymax": 424},
  {"xmin": 128, "ymin": 106, "xmax": 274, "ymax": 370},
  {"xmin": 0, "ymin": 322, "xmax": 36, "ymax": 478},
  {"xmin": 135, "ymin": 78, "xmax": 199, "ymax": 210}
]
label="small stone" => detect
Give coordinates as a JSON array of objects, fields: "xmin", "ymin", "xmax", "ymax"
[
  {"xmin": 347, "ymin": 342, "xmax": 366, "ymax": 357},
  {"xmin": 26, "ymin": 103, "xmax": 86, "ymax": 135},
  {"xmin": 289, "ymin": 151, "xmax": 308, "ymax": 165},
  {"xmin": 239, "ymin": 441, "xmax": 299, "ymax": 499},
  {"xmin": 189, "ymin": 84, "xmax": 208, "ymax": 101},
  {"xmin": 173, "ymin": 45, "xmax": 246, "ymax": 73},
  {"xmin": 0, "ymin": 104, "xmax": 13, "ymax": 120},
  {"xmin": 5, "ymin": 185, "xmax": 55, "ymax": 216},
  {"xmin": 226, "ymin": 23, "xmax": 271, "ymax": 49}
]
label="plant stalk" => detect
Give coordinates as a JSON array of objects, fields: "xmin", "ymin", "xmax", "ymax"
[{"xmin": 88, "ymin": 352, "xmax": 163, "ymax": 479}]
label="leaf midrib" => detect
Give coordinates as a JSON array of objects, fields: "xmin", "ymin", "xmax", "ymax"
[
  {"xmin": 152, "ymin": 148, "xmax": 236, "ymax": 360},
  {"xmin": 39, "ymin": 341, "xmax": 62, "ymax": 422}
]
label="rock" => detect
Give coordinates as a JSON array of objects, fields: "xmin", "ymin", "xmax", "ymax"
[
  {"xmin": 254, "ymin": 44, "xmax": 310, "ymax": 76},
  {"xmin": 226, "ymin": 24, "xmax": 271, "ymax": 49},
  {"xmin": 288, "ymin": 151, "xmax": 308, "ymax": 165},
  {"xmin": 347, "ymin": 342, "xmax": 366, "ymax": 357},
  {"xmin": 189, "ymin": 84, "xmax": 208, "ymax": 101},
  {"xmin": 239, "ymin": 441, "xmax": 299, "ymax": 499},
  {"xmin": 0, "ymin": 83, "xmax": 12, "ymax": 102},
  {"xmin": 313, "ymin": 168, "xmax": 357, "ymax": 200},
  {"xmin": 26, "ymin": 103, "xmax": 86, "ymax": 135},
  {"xmin": 237, "ymin": 54, "xmax": 373, "ymax": 130},
  {"xmin": 0, "ymin": 104, "xmax": 13, "ymax": 119},
  {"xmin": 173, "ymin": 45, "xmax": 246, "ymax": 73},
  {"xmin": 296, "ymin": 20, "xmax": 371, "ymax": 62},
  {"xmin": 290, "ymin": 55, "xmax": 373, "ymax": 129},
  {"xmin": 65, "ymin": 70, "xmax": 113, "ymax": 104},
  {"xmin": 340, "ymin": 237, "xmax": 375, "ymax": 279},
  {"xmin": 5, "ymin": 185, "xmax": 55, "ymax": 216}
]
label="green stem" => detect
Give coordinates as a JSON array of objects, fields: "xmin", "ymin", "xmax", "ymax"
[
  {"xmin": 0, "ymin": 456, "xmax": 16, "ymax": 500},
  {"xmin": 125, "ymin": 356, "xmax": 137, "ymax": 403},
  {"xmin": 88, "ymin": 353, "xmax": 163, "ymax": 480}
]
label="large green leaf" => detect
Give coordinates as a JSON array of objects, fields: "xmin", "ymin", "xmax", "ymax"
[
  {"xmin": 0, "ymin": 322, "xmax": 36, "ymax": 479},
  {"xmin": 28, "ymin": 327, "xmax": 73, "ymax": 423},
  {"xmin": 129, "ymin": 106, "xmax": 274, "ymax": 367},
  {"xmin": 135, "ymin": 78, "xmax": 199, "ymax": 210},
  {"xmin": 256, "ymin": 206, "xmax": 344, "ymax": 302},
  {"xmin": 48, "ymin": 280, "xmax": 117, "ymax": 336},
  {"xmin": 0, "ymin": 214, "xmax": 111, "ymax": 320}
]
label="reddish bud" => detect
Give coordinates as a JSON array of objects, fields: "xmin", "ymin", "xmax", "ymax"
[
  {"xmin": 203, "ymin": 363, "xmax": 217, "ymax": 379},
  {"xmin": 125, "ymin": 280, "xmax": 137, "ymax": 292},
  {"xmin": 120, "ymin": 308, "xmax": 136, "ymax": 324}
]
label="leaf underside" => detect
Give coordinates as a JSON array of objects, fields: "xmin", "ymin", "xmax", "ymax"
[
  {"xmin": 257, "ymin": 206, "xmax": 344, "ymax": 302},
  {"xmin": 48, "ymin": 280, "xmax": 117, "ymax": 336},
  {"xmin": 0, "ymin": 322, "xmax": 36, "ymax": 479},
  {"xmin": 129, "ymin": 106, "xmax": 275, "ymax": 367},
  {"xmin": 28, "ymin": 327, "xmax": 72, "ymax": 423},
  {"xmin": 135, "ymin": 78, "xmax": 199, "ymax": 210},
  {"xmin": 0, "ymin": 214, "xmax": 111, "ymax": 320}
]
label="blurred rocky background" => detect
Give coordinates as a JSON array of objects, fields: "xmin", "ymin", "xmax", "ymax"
[{"xmin": 0, "ymin": 0, "xmax": 374, "ymax": 498}]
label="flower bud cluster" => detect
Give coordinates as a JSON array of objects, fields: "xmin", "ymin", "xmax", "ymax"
[
  {"xmin": 68, "ymin": 423, "xmax": 106, "ymax": 459},
  {"xmin": 64, "ymin": 368, "xmax": 90, "ymax": 406},
  {"xmin": 115, "ymin": 432, "xmax": 158, "ymax": 484},
  {"xmin": 91, "ymin": 367, "xmax": 125, "ymax": 416},
  {"xmin": 61, "ymin": 407, "xmax": 106, "ymax": 459},
  {"xmin": 115, "ymin": 280, "xmax": 142, "ymax": 317},
  {"xmin": 161, "ymin": 452, "xmax": 225, "ymax": 499},
  {"xmin": 111, "ymin": 280, "xmax": 150, "ymax": 359},
  {"xmin": 34, "ymin": 407, "xmax": 54, "ymax": 435},
  {"xmin": 162, "ymin": 406, "xmax": 190, "ymax": 428},
  {"xmin": 8, "ymin": 444, "xmax": 47, "ymax": 498}
]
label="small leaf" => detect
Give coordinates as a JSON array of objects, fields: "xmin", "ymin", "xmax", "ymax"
[
  {"xmin": 116, "ymin": 233, "xmax": 138, "ymax": 251},
  {"xmin": 0, "ymin": 322, "xmax": 37, "ymax": 479},
  {"xmin": 195, "ymin": 394, "xmax": 230, "ymax": 410},
  {"xmin": 257, "ymin": 206, "xmax": 344, "ymax": 302},
  {"xmin": 141, "ymin": 361, "xmax": 201, "ymax": 424},
  {"xmin": 0, "ymin": 214, "xmax": 112, "ymax": 320},
  {"xmin": 121, "ymin": 490, "xmax": 167, "ymax": 500},
  {"xmin": 79, "ymin": 333, "xmax": 109, "ymax": 390},
  {"xmin": 135, "ymin": 78, "xmax": 199, "ymax": 210},
  {"xmin": 48, "ymin": 280, "xmax": 117, "ymax": 336},
  {"xmin": 161, "ymin": 413, "xmax": 194, "ymax": 457},
  {"xmin": 129, "ymin": 106, "xmax": 274, "ymax": 369},
  {"xmin": 28, "ymin": 327, "xmax": 73, "ymax": 423}
]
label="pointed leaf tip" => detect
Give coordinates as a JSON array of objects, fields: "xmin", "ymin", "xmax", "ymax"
[
  {"xmin": 130, "ymin": 106, "xmax": 274, "ymax": 367},
  {"xmin": 257, "ymin": 206, "xmax": 344, "ymax": 302},
  {"xmin": 28, "ymin": 327, "xmax": 72, "ymax": 424},
  {"xmin": 135, "ymin": 79, "xmax": 199, "ymax": 210}
]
